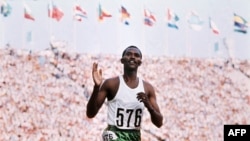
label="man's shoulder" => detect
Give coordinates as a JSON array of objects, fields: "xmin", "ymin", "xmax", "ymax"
[
  {"xmin": 141, "ymin": 79, "xmax": 151, "ymax": 85},
  {"xmin": 105, "ymin": 76, "xmax": 120, "ymax": 82},
  {"xmin": 141, "ymin": 79, "xmax": 154, "ymax": 90},
  {"xmin": 102, "ymin": 76, "xmax": 120, "ymax": 95},
  {"xmin": 103, "ymin": 76, "xmax": 120, "ymax": 87}
]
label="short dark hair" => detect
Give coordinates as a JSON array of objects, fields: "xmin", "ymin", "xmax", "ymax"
[{"xmin": 122, "ymin": 45, "xmax": 142, "ymax": 58}]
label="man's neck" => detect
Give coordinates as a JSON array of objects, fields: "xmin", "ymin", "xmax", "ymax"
[{"xmin": 123, "ymin": 72, "xmax": 137, "ymax": 82}]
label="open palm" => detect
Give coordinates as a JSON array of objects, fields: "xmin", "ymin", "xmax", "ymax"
[{"xmin": 92, "ymin": 62, "xmax": 103, "ymax": 86}]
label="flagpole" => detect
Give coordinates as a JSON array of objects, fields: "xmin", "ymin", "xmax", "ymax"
[
  {"xmin": 185, "ymin": 20, "xmax": 189, "ymax": 58},
  {"xmin": 165, "ymin": 26, "xmax": 169, "ymax": 57},
  {"xmin": 73, "ymin": 1, "xmax": 76, "ymax": 53},
  {"xmin": 49, "ymin": 0, "xmax": 52, "ymax": 48},
  {"xmin": 74, "ymin": 17, "xmax": 76, "ymax": 53},
  {"xmin": 23, "ymin": 0, "xmax": 32, "ymax": 51},
  {"xmin": 142, "ymin": 5, "xmax": 147, "ymax": 56},
  {"xmin": 165, "ymin": 12, "xmax": 169, "ymax": 57},
  {"xmin": 0, "ymin": 16, "xmax": 4, "ymax": 48},
  {"xmin": 22, "ymin": 0, "xmax": 25, "ymax": 50},
  {"xmin": 208, "ymin": 1, "xmax": 214, "ymax": 59}
]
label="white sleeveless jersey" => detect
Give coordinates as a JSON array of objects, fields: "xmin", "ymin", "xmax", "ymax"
[{"xmin": 107, "ymin": 75, "xmax": 145, "ymax": 130}]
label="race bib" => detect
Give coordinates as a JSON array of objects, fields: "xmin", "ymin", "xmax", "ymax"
[{"xmin": 102, "ymin": 130, "xmax": 118, "ymax": 141}]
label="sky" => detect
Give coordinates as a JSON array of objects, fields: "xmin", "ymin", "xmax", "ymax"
[{"xmin": 0, "ymin": 0, "xmax": 250, "ymax": 59}]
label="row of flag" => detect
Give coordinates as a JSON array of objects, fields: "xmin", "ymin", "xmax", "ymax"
[{"xmin": 1, "ymin": 1, "xmax": 249, "ymax": 34}]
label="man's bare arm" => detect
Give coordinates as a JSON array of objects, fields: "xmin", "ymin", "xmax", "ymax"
[
  {"xmin": 137, "ymin": 82, "xmax": 163, "ymax": 128},
  {"xmin": 86, "ymin": 84, "xmax": 107, "ymax": 118},
  {"xmin": 86, "ymin": 62, "xmax": 106, "ymax": 118}
]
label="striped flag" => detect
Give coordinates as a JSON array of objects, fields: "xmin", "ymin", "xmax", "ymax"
[
  {"xmin": 26, "ymin": 31, "xmax": 33, "ymax": 43},
  {"xmin": 24, "ymin": 3, "xmax": 35, "ymax": 21},
  {"xmin": 144, "ymin": 8, "xmax": 156, "ymax": 26},
  {"xmin": 0, "ymin": 0, "xmax": 11, "ymax": 17},
  {"xmin": 73, "ymin": 3, "xmax": 87, "ymax": 21},
  {"xmin": 234, "ymin": 13, "xmax": 248, "ymax": 34},
  {"xmin": 167, "ymin": 8, "xmax": 179, "ymax": 29},
  {"xmin": 120, "ymin": 5, "xmax": 130, "ymax": 25},
  {"xmin": 48, "ymin": 1, "xmax": 64, "ymax": 21},
  {"xmin": 98, "ymin": 4, "xmax": 112, "ymax": 22},
  {"xmin": 187, "ymin": 11, "xmax": 204, "ymax": 31},
  {"xmin": 209, "ymin": 18, "xmax": 219, "ymax": 34},
  {"xmin": 214, "ymin": 42, "xmax": 219, "ymax": 52}
]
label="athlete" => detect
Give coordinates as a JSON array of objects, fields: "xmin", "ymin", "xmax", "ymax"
[{"xmin": 86, "ymin": 46, "xmax": 163, "ymax": 141}]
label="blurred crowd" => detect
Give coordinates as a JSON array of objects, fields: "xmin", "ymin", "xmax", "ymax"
[{"xmin": 0, "ymin": 47, "xmax": 250, "ymax": 141}]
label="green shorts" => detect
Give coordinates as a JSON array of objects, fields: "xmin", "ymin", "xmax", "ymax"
[{"xmin": 102, "ymin": 125, "xmax": 141, "ymax": 141}]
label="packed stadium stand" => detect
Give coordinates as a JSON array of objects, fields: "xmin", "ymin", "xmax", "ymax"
[{"xmin": 0, "ymin": 48, "xmax": 249, "ymax": 141}]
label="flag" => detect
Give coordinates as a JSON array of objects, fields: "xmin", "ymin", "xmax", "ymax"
[
  {"xmin": 209, "ymin": 18, "xmax": 219, "ymax": 34},
  {"xmin": 98, "ymin": 4, "xmax": 112, "ymax": 22},
  {"xmin": 234, "ymin": 13, "xmax": 248, "ymax": 34},
  {"xmin": 120, "ymin": 5, "xmax": 130, "ymax": 25},
  {"xmin": 187, "ymin": 11, "xmax": 204, "ymax": 31},
  {"xmin": 214, "ymin": 42, "xmax": 219, "ymax": 52},
  {"xmin": 73, "ymin": 3, "xmax": 87, "ymax": 21},
  {"xmin": 24, "ymin": 3, "xmax": 35, "ymax": 21},
  {"xmin": 167, "ymin": 8, "xmax": 179, "ymax": 29},
  {"xmin": 48, "ymin": 2, "xmax": 64, "ymax": 21},
  {"xmin": 144, "ymin": 9, "xmax": 156, "ymax": 26},
  {"xmin": 0, "ymin": 0, "xmax": 11, "ymax": 17},
  {"xmin": 26, "ymin": 31, "xmax": 32, "ymax": 43}
]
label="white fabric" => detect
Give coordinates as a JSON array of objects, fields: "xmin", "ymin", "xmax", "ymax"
[{"xmin": 107, "ymin": 75, "xmax": 145, "ymax": 130}]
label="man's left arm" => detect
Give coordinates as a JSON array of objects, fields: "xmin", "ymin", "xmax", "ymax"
[
  {"xmin": 138, "ymin": 82, "xmax": 163, "ymax": 128},
  {"xmin": 147, "ymin": 88, "xmax": 163, "ymax": 128}
]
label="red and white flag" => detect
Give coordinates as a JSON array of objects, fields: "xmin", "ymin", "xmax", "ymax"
[
  {"xmin": 24, "ymin": 3, "xmax": 35, "ymax": 21},
  {"xmin": 73, "ymin": 4, "xmax": 87, "ymax": 21},
  {"xmin": 48, "ymin": 2, "xmax": 64, "ymax": 21},
  {"xmin": 144, "ymin": 9, "xmax": 156, "ymax": 26},
  {"xmin": 98, "ymin": 4, "xmax": 112, "ymax": 22},
  {"xmin": 209, "ymin": 18, "xmax": 220, "ymax": 34}
]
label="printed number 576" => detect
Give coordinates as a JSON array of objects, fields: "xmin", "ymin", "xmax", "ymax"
[{"xmin": 116, "ymin": 108, "xmax": 142, "ymax": 127}]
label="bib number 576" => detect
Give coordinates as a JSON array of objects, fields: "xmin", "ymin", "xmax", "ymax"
[{"xmin": 116, "ymin": 108, "xmax": 142, "ymax": 127}]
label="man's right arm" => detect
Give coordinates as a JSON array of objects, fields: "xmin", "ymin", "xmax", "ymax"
[
  {"xmin": 87, "ymin": 62, "xmax": 106, "ymax": 118},
  {"xmin": 86, "ymin": 82, "xmax": 107, "ymax": 118}
]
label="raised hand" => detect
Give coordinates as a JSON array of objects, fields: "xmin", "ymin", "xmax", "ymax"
[{"xmin": 92, "ymin": 62, "xmax": 103, "ymax": 86}]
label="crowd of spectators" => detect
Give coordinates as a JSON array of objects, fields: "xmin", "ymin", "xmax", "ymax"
[{"xmin": 0, "ymin": 47, "xmax": 249, "ymax": 141}]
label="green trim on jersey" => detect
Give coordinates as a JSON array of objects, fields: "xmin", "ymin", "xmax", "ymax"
[{"xmin": 102, "ymin": 125, "xmax": 141, "ymax": 141}]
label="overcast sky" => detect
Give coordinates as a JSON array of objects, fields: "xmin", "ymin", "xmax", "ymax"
[{"xmin": 0, "ymin": 0, "xmax": 250, "ymax": 59}]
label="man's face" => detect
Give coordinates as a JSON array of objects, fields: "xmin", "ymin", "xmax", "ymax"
[{"xmin": 121, "ymin": 48, "xmax": 142, "ymax": 69}]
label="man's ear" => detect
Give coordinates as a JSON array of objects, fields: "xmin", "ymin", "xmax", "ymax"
[
  {"xmin": 120, "ymin": 58, "xmax": 125, "ymax": 64},
  {"xmin": 138, "ymin": 60, "xmax": 142, "ymax": 66}
]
